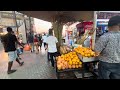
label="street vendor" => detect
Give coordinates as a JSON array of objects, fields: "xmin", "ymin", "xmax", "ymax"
[{"xmin": 95, "ymin": 16, "xmax": 120, "ymax": 79}]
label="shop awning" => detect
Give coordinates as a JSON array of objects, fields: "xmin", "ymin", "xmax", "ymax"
[{"xmin": 18, "ymin": 11, "xmax": 94, "ymax": 22}]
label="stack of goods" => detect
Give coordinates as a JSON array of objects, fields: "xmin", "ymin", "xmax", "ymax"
[
  {"xmin": 56, "ymin": 51, "xmax": 82, "ymax": 70},
  {"xmin": 74, "ymin": 46, "xmax": 96, "ymax": 57},
  {"xmin": 60, "ymin": 45, "xmax": 71, "ymax": 55}
]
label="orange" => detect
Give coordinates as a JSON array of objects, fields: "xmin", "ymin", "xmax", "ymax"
[
  {"xmin": 72, "ymin": 65, "xmax": 76, "ymax": 68},
  {"xmin": 75, "ymin": 65, "xmax": 79, "ymax": 68},
  {"xmin": 87, "ymin": 54, "xmax": 91, "ymax": 57},
  {"xmin": 72, "ymin": 61, "xmax": 76, "ymax": 65},
  {"xmin": 69, "ymin": 61, "xmax": 72, "ymax": 65},
  {"xmin": 68, "ymin": 65, "xmax": 72, "ymax": 69}
]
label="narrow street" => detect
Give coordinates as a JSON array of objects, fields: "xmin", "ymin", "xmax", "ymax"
[{"xmin": 0, "ymin": 42, "xmax": 56, "ymax": 79}]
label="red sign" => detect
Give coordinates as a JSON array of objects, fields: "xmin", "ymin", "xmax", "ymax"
[{"xmin": 83, "ymin": 22, "xmax": 93, "ymax": 31}]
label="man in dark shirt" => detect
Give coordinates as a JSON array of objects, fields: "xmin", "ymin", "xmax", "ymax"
[
  {"xmin": 28, "ymin": 32, "xmax": 34, "ymax": 52},
  {"xmin": 3, "ymin": 27, "xmax": 24, "ymax": 74}
]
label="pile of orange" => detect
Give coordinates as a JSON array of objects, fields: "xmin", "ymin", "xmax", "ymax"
[
  {"xmin": 56, "ymin": 52, "xmax": 82, "ymax": 70},
  {"xmin": 74, "ymin": 46, "xmax": 96, "ymax": 57}
]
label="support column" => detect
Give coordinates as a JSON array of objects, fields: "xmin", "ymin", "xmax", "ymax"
[
  {"xmin": 92, "ymin": 11, "xmax": 97, "ymax": 50},
  {"xmin": 13, "ymin": 11, "xmax": 19, "ymax": 35},
  {"xmin": 23, "ymin": 15, "xmax": 28, "ymax": 43},
  {"xmin": 29, "ymin": 17, "xmax": 33, "ymax": 33}
]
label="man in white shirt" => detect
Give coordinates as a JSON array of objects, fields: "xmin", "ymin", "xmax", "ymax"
[{"xmin": 46, "ymin": 29, "xmax": 58, "ymax": 67}]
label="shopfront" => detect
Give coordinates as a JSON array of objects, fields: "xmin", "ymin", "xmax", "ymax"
[{"xmin": 97, "ymin": 19, "xmax": 108, "ymax": 33}]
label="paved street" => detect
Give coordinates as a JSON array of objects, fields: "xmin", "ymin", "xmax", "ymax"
[{"xmin": 0, "ymin": 42, "xmax": 57, "ymax": 79}]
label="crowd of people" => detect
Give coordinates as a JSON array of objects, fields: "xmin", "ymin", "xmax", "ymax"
[
  {"xmin": 27, "ymin": 32, "xmax": 48, "ymax": 53},
  {"xmin": 27, "ymin": 29, "xmax": 59, "ymax": 68}
]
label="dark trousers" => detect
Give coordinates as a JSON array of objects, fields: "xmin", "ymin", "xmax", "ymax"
[
  {"xmin": 47, "ymin": 52, "xmax": 51, "ymax": 61},
  {"xmin": 49, "ymin": 52, "xmax": 58, "ymax": 67},
  {"xmin": 98, "ymin": 61, "xmax": 120, "ymax": 79},
  {"xmin": 44, "ymin": 43, "xmax": 47, "ymax": 48}
]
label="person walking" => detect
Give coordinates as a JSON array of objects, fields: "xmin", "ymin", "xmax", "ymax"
[
  {"xmin": 34, "ymin": 35, "xmax": 39, "ymax": 54},
  {"xmin": 11, "ymin": 31, "xmax": 22, "ymax": 60},
  {"xmin": 46, "ymin": 29, "xmax": 58, "ymax": 68},
  {"xmin": 38, "ymin": 34, "xmax": 42, "ymax": 50},
  {"xmin": 42, "ymin": 33, "xmax": 47, "ymax": 50},
  {"xmin": 28, "ymin": 32, "xmax": 34, "ymax": 53},
  {"xmin": 95, "ymin": 16, "xmax": 120, "ymax": 79},
  {"xmin": 2, "ymin": 27, "xmax": 24, "ymax": 74}
]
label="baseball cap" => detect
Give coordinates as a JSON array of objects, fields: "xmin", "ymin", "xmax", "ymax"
[{"xmin": 108, "ymin": 15, "xmax": 120, "ymax": 27}]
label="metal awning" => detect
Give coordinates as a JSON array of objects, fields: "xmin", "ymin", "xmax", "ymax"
[{"xmin": 18, "ymin": 11, "xmax": 94, "ymax": 22}]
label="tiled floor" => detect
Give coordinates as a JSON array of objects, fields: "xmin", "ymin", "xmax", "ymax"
[{"xmin": 0, "ymin": 43, "xmax": 57, "ymax": 79}]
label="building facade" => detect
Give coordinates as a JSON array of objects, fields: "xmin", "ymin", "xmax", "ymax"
[{"xmin": 0, "ymin": 11, "xmax": 34, "ymax": 43}]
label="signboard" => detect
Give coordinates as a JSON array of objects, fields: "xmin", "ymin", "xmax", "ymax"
[
  {"xmin": 1, "ymin": 12, "xmax": 23, "ymax": 20},
  {"xmin": 97, "ymin": 21, "xmax": 108, "ymax": 26},
  {"xmin": 97, "ymin": 12, "xmax": 120, "ymax": 19}
]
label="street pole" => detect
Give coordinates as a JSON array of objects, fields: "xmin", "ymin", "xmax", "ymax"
[{"xmin": 13, "ymin": 11, "xmax": 19, "ymax": 36}]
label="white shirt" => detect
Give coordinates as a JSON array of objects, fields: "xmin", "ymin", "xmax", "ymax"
[
  {"xmin": 42, "ymin": 35, "xmax": 47, "ymax": 43},
  {"xmin": 46, "ymin": 36, "xmax": 58, "ymax": 53}
]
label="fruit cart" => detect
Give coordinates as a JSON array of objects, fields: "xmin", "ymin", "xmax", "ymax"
[
  {"xmin": 55, "ymin": 45, "xmax": 99, "ymax": 79},
  {"xmin": 73, "ymin": 46, "xmax": 99, "ymax": 79}
]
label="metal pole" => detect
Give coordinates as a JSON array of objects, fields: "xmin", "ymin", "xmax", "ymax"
[{"xmin": 13, "ymin": 11, "xmax": 19, "ymax": 35}]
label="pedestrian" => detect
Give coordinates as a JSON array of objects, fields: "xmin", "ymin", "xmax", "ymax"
[
  {"xmin": 38, "ymin": 34, "xmax": 42, "ymax": 50},
  {"xmin": 2, "ymin": 27, "xmax": 24, "ymax": 74},
  {"xmin": 34, "ymin": 35, "xmax": 39, "ymax": 54},
  {"xmin": 46, "ymin": 29, "xmax": 58, "ymax": 68},
  {"xmin": 42, "ymin": 33, "xmax": 47, "ymax": 50},
  {"xmin": 95, "ymin": 16, "xmax": 120, "ymax": 79},
  {"xmin": 11, "ymin": 31, "xmax": 22, "ymax": 60},
  {"xmin": 47, "ymin": 32, "xmax": 50, "ymax": 61},
  {"xmin": 28, "ymin": 32, "xmax": 34, "ymax": 53}
]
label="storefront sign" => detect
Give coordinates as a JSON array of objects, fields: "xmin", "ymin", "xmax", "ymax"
[
  {"xmin": 1, "ymin": 12, "xmax": 23, "ymax": 19},
  {"xmin": 97, "ymin": 21, "xmax": 108, "ymax": 25},
  {"xmin": 97, "ymin": 12, "xmax": 120, "ymax": 19}
]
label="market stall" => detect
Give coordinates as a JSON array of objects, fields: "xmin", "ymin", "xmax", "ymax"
[
  {"xmin": 55, "ymin": 17, "xmax": 99, "ymax": 79},
  {"xmin": 55, "ymin": 44, "xmax": 99, "ymax": 79}
]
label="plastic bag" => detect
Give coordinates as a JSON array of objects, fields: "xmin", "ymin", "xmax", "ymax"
[{"xmin": 24, "ymin": 44, "xmax": 31, "ymax": 51}]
